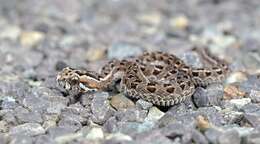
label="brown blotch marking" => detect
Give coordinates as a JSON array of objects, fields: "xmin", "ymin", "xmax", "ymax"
[
  {"xmin": 183, "ymin": 75, "xmax": 189, "ymax": 79},
  {"xmin": 166, "ymin": 59, "xmax": 171, "ymax": 64},
  {"xmin": 151, "ymin": 53, "xmax": 156, "ymax": 60},
  {"xmin": 147, "ymin": 83, "xmax": 156, "ymax": 86},
  {"xmin": 166, "ymin": 87, "xmax": 175, "ymax": 93},
  {"xmin": 187, "ymin": 81, "xmax": 191, "ymax": 86},
  {"xmin": 163, "ymin": 83, "xmax": 171, "ymax": 87},
  {"xmin": 133, "ymin": 69, "xmax": 138, "ymax": 73},
  {"xmin": 145, "ymin": 58, "xmax": 152, "ymax": 62},
  {"xmin": 164, "ymin": 73, "xmax": 171, "ymax": 78},
  {"xmin": 140, "ymin": 67, "xmax": 146, "ymax": 72},
  {"xmin": 119, "ymin": 62, "xmax": 125, "ymax": 65},
  {"xmin": 180, "ymin": 84, "xmax": 186, "ymax": 90},
  {"xmin": 146, "ymin": 86, "xmax": 156, "ymax": 93},
  {"xmin": 192, "ymin": 71, "xmax": 199, "ymax": 77},
  {"xmin": 152, "ymin": 69, "xmax": 161, "ymax": 75},
  {"xmin": 155, "ymin": 65, "xmax": 164, "ymax": 69},
  {"xmin": 158, "ymin": 55, "xmax": 164, "ymax": 61},
  {"xmin": 170, "ymin": 69, "xmax": 177, "ymax": 74},
  {"xmin": 205, "ymin": 71, "xmax": 212, "ymax": 77},
  {"xmin": 110, "ymin": 63, "xmax": 115, "ymax": 67},
  {"xmin": 134, "ymin": 79, "xmax": 142, "ymax": 83},
  {"xmin": 130, "ymin": 83, "xmax": 138, "ymax": 89},
  {"xmin": 175, "ymin": 60, "xmax": 181, "ymax": 66},
  {"xmin": 216, "ymin": 70, "xmax": 223, "ymax": 75},
  {"xmin": 128, "ymin": 75, "xmax": 134, "ymax": 79}
]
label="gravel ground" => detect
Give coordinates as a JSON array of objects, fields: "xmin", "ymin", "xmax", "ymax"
[{"xmin": 0, "ymin": 0, "xmax": 260, "ymax": 144}]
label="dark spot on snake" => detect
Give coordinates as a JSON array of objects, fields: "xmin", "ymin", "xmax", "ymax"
[
  {"xmin": 175, "ymin": 60, "xmax": 181, "ymax": 66},
  {"xmin": 159, "ymin": 56, "xmax": 164, "ymax": 60},
  {"xmin": 128, "ymin": 75, "xmax": 134, "ymax": 79},
  {"xmin": 147, "ymin": 86, "xmax": 156, "ymax": 93},
  {"xmin": 192, "ymin": 71, "xmax": 199, "ymax": 77},
  {"xmin": 180, "ymin": 84, "xmax": 186, "ymax": 90},
  {"xmin": 147, "ymin": 83, "xmax": 156, "ymax": 86},
  {"xmin": 155, "ymin": 65, "xmax": 164, "ymax": 69},
  {"xmin": 130, "ymin": 83, "xmax": 138, "ymax": 89},
  {"xmin": 216, "ymin": 70, "xmax": 223, "ymax": 75},
  {"xmin": 153, "ymin": 69, "xmax": 161, "ymax": 75},
  {"xmin": 140, "ymin": 67, "xmax": 146, "ymax": 72},
  {"xmin": 170, "ymin": 69, "xmax": 177, "ymax": 74},
  {"xmin": 134, "ymin": 79, "xmax": 142, "ymax": 83},
  {"xmin": 166, "ymin": 87, "xmax": 175, "ymax": 93},
  {"xmin": 205, "ymin": 71, "xmax": 212, "ymax": 77},
  {"xmin": 163, "ymin": 83, "xmax": 171, "ymax": 87}
]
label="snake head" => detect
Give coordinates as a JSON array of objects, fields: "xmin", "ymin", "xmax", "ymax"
[
  {"xmin": 56, "ymin": 67, "xmax": 82, "ymax": 94},
  {"xmin": 56, "ymin": 67, "xmax": 99, "ymax": 94}
]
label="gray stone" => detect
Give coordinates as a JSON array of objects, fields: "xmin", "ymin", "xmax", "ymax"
[
  {"xmin": 0, "ymin": 96, "xmax": 17, "ymax": 109},
  {"xmin": 145, "ymin": 107, "xmax": 165, "ymax": 122},
  {"xmin": 58, "ymin": 118, "xmax": 82, "ymax": 132},
  {"xmin": 9, "ymin": 135, "xmax": 33, "ymax": 144},
  {"xmin": 193, "ymin": 84, "xmax": 224, "ymax": 107},
  {"xmin": 218, "ymin": 129, "xmax": 241, "ymax": 144},
  {"xmin": 108, "ymin": 42, "xmax": 143, "ymax": 59},
  {"xmin": 161, "ymin": 123, "xmax": 208, "ymax": 144},
  {"xmin": 9, "ymin": 123, "xmax": 45, "ymax": 136},
  {"xmin": 243, "ymin": 113, "xmax": 260, "ymax": 128},
  {"xmin": 85, "ymin": 127, "xmax": 104, "ymax": 140},
  {"xmin": 159, "ymin": 106, "xmax": 225, "ymax": 128},
  {"xmin": 115, "ymin": 108, "xmax": 147, "ymax": 122},
  {"xmin": 110, "ymin": 94, "xmax": 135, "ymax": 110},
  {"xmin": 136, "ymin": 99, "xmax": 153, "ymax": 110},
  {"xmin": 14, "ymin": 106, "xmax": 43, "ymax": 124},
  {"xmin": 205, "ymin": 128, "xmax": 222, "ymax": 144},
  {"xmin": 35, "ymin": 135, "xmax": 55, "ymax": 144},
  {"xmin": 91, "ymin": 92, "xmax": 115, "ymax": 124},
  {"xmin": 47, "ymin": 127, "xmax": 75, "ymax": 138},
  {"xmin": 240, "ymin": 75, "xmax": 260, "ymax": 93},
  {"xmin": 179, "ymin": 51, "xmax": 203, "ymax": 68},
  {"xmin": 0, "ymin": 133, "xmax": 9, "ymax": 144},
  {"xmin": 249, "ymin": 89, "xmax": 260, "ymax": 103},
  {"xmin": 229, "ymin": 98, "xmax": 251, "ymax": 110},
  {"xmin": 135, "ymin": 130, "xmax": 173, "ymax": 144},
  {"xmin": 103, "ymin": 117, "xmax": 118, "ymax": 133},
  {"xmin": 246, "ymin": 131, "xmax": 260, "ymax": 144}
]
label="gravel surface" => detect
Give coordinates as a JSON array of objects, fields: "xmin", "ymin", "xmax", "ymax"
[{"xmin": 0, "ymin": 0, "xmax": 260, "ymax": 144}]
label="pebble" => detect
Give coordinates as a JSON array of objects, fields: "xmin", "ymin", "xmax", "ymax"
[
  {"xmin": 145, "ymin": 107, "xmax": 165, "ymax": 122},
  {"xmin": 85, "ymin": 47, "xmax": 106, "ymax": 62},
  {"xmin": 0, "ymin": 96, "xmax": 17, "ymax": 109},
  {"xmin": 249, "ymin": 89, "xmax": 260, "ymax": 103},
  {"xmin": 9, "ymin": 135, "xmax": 33, "ymax": 144},
  {"xmin": 0, "ymin": 25, "xmax": 21, "ymax": 40},
  {"xmin": 205, "ymin": 128, "xmax": 222, "ymax": 144},
  {"xmin": 136, "ymin": 99, "xmax": 153, "ymax": 110},
  {"xmin": 135, "ymin": 130, "xmax": 173, "ymax": 144},
  {"xmin": 226, "ymin": 72, "xmax": 248, "ymax": 84},
  {"xmin": 9, "ymin": 123, "xmax": 45, "ymax": 136},
  {"xmin": 224, "ymin": 85, "xmax": 246, "ymax": 100},
  {"xmin": 108, "ymin": 42, "xmax": 143, "ymax": 59},
  {"xmin": 105, "ymin": 133, "xmax": 133, "ymax": 142},
  {"xmin": 20, "ymin": 31, "xmax": 45, "ymax": 47},
  {"xmin": 218, "ymin": 129, "xmax": 241, "ymax": 144},
  {"xmin": 193, "ymin": 84, "xmax": 224, "ymax": 107},
  {"xmin": 110, "ymin": 94, "xmax": 135, "ymax": 110},
  {"xmin": 170, "ymin": 15, "xmax": 189, "ymax": 30},
  {"xmin": 229, "ymin": 98, "xmax": 251, "ymax": 110},
  {"xmin": 85, "ymin": 127, "xmax": 104, "ymax": 140},
  {"xmin": 91, "ymin": 92, "xmax": 115, "ymax": 124}
]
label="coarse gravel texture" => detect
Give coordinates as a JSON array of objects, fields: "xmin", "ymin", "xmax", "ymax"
[{"xmin": 0, "ymin": 0, "xmax": 260, "ymax": 144}]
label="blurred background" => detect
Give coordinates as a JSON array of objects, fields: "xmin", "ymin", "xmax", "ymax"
[{"xmin": 0, "ymin": 0, "xmax": 260, "ymax": 144}]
